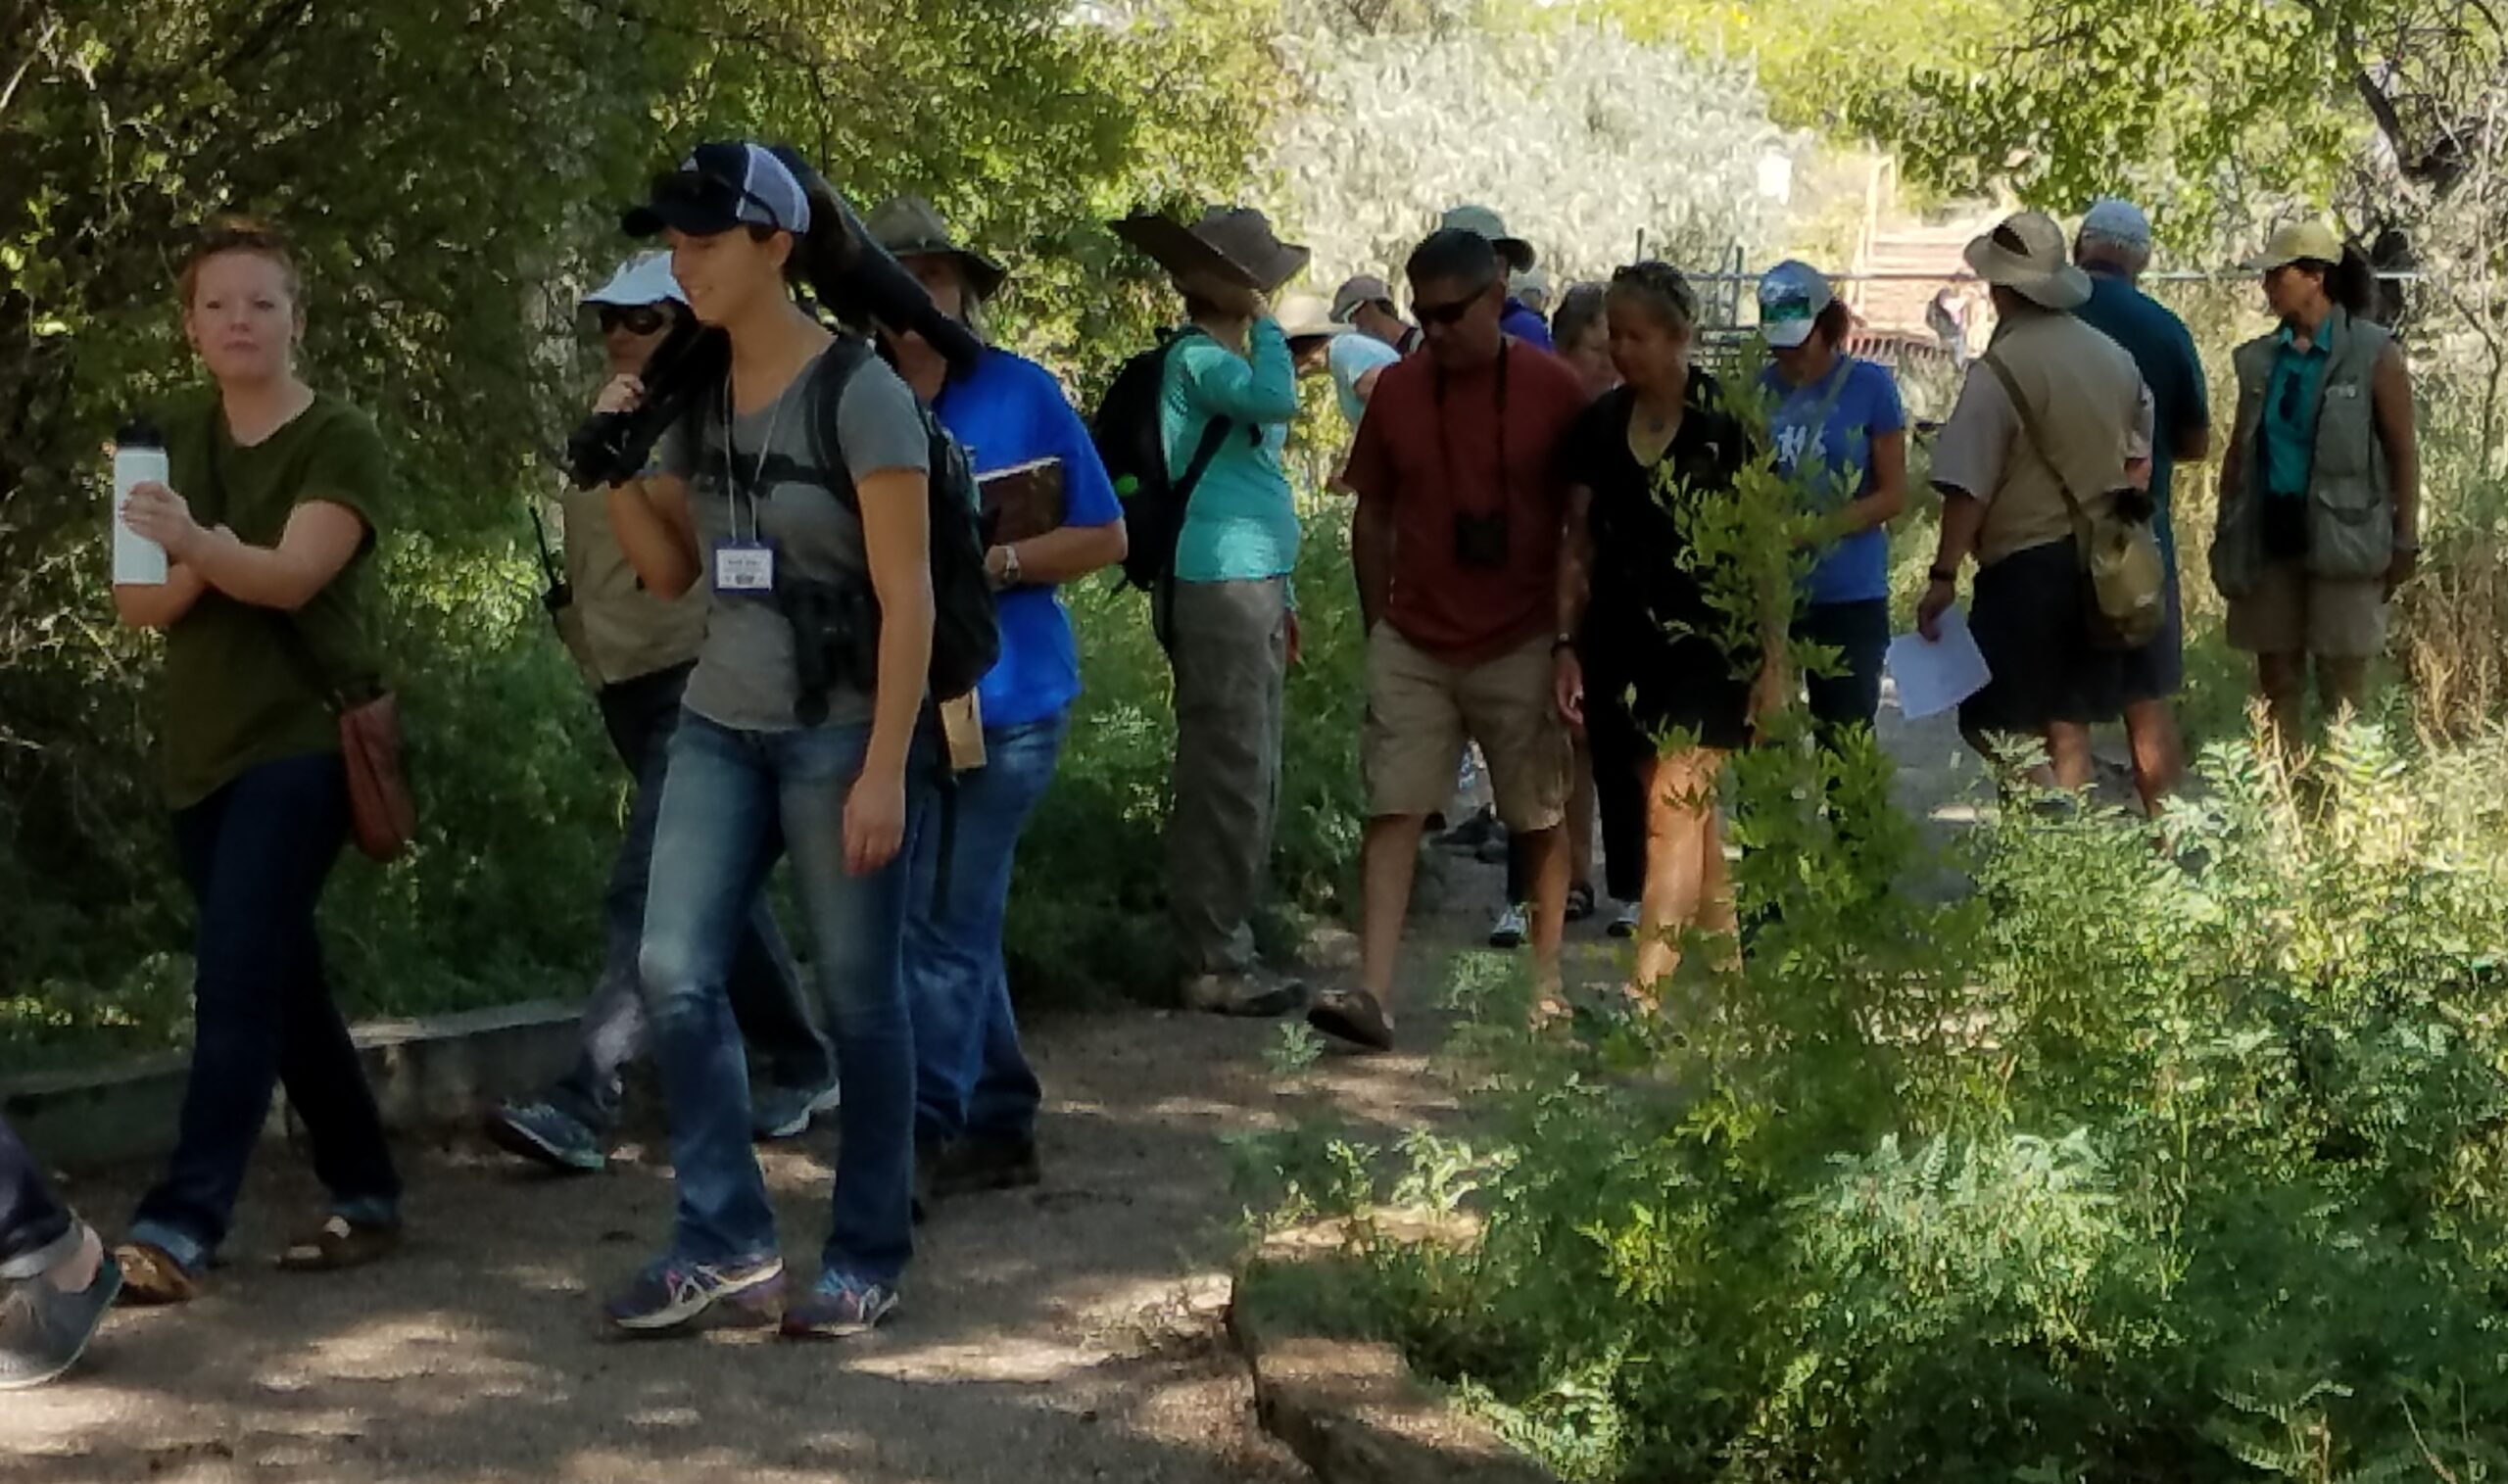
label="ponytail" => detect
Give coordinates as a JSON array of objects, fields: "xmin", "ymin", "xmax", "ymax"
[{"xmin": 2330, "ymin": 244, "xmax": 2376, "ymax": 318}]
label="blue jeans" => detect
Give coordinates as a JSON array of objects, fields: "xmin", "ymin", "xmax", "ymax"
[
  {"xmin": 0, "ymin": 1118, "xmax": 73, "ymax": 1279},
  {"xmin": 639, "ymin": 711, "xmax": 923, "ymax": 1285},
  {"xmin": 547, "ymin": 663, "xmax": 832, "ymax": 1134},
  {"xmin": 906, "ymin": 713, "xmax": 1067, "ymax": 1148},
  {"xmin": 130, "ymin": 753, "xmax": 400, "ymax": 1270}
]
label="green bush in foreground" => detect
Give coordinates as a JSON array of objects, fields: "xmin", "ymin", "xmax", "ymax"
[{"xmin": 1257, "ymin": 715, "xmax": 2508, "ymax": 1481}]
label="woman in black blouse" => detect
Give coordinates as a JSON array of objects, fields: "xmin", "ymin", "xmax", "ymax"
[{"xmin": 1551, "ymin": 263, "xmax": 1773, "ymax": 995}]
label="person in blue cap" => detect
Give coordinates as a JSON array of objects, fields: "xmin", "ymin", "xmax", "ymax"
[{"xmin": 1756, "ymin": 260, "xmax": 1907, "ymax": 744}]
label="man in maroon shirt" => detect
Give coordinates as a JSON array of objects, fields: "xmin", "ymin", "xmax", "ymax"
[{"xmin": 1311, "ymin": 229, "xmax": 1590, "ymax": 1053}]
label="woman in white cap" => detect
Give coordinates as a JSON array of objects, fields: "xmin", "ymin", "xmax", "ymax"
[
  {"xmin": 2213, "ymin": 221, "xmax": 2419, "ymax": 756},
  {"xmin": 863, "ymin": 195, "xmax": 1128, "ymax": 1211},
  {"xmin": 597, "ymin": 141, "xmax": 937, "ymax": 1339},
  {"xmin": 111, "ymin": 215, "xmax": 406, "ymax": 1303},
  {"xmin": 1756, "ymin": 260, "xmax": 1907, "ymax": 747},
  {"xmin": 485, "ymin": 252, "xmax": 837, "ymax": 1177}
]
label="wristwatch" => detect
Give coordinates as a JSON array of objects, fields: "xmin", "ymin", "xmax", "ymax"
[
  {"xmin": 1551, "ymin": 632, "xmax": 1577, "ymax": 654},
  {"xmin": 1927, "ymin": 565, "xmax": 1958, "ymax": 586},
  {"xmin": 991, "ymin": 545, "xmax": 1023, "ymax": 591}
]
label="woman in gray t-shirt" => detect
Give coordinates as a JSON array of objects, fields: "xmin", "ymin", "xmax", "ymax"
[{"xmin": 597, "ymin": 141, "xmax": 934, "ymax": 1341}]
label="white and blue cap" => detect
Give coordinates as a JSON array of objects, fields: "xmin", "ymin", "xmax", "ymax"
[
  {"xmin": 2079, "ymin": 197, "xmax": 2153, "ymax": 252},
  {"xmin": 623, "ymin": 141, "xmax": 813, "ymax": 239},
  {"xmin": 580, "ymin": 251, "xmax": 687, "ymax": 310},
  {"xmin": 1757, "ymin": 259, "xmax": 1835, "ymax": 350}
]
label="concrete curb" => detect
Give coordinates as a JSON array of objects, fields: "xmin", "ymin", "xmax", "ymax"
[
  {"xmin": 1227, "ymin": 1255, "xmax": 1556, "ymax": 1484},
  {"xmin": 1, "ymin": 1000, "xmax": 583, "ymax": 1170}
]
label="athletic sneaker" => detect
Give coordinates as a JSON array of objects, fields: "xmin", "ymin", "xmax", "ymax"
[
  {"xmin": 603, "ymin": 1253, "xmax": 785, "ymax": 1334},
  {"xmin": 1488, "ymin": 903, "xmax": 1529, "ymax": 949},
  {"xmin": 484, "ymin": 1099, "xmax": 607, "ymax": 1174},
  {"xmin": 1182, "ymin": 972, "xmax": 1305, "ymax": 1019},
  {"xmin": 1609, "ymin": 902, "xmax": 1641, "ymax": 940},
  {"xmin": 780, "ymin": 1270, "xmax": 899, "ymax": 1341},
  {"xmin": 0, "ymin": 1225, "xmax": 120, "ymax": 1390},
  {"xmin": 752, "ymin": 1079, "xmax": 842, "ymax": 1142}
]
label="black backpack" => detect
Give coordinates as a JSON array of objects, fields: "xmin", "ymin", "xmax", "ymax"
[
  {"xmin": 1092, "ymin": 327, "xmax": 1241, "ymax": 592},
  {"xmin": 685, "ymin": 336, "xmax": 997, "ymax": 714},
  {"xmin": 812, "ymin": 339, "xmax": 997, "ymax": 702}
]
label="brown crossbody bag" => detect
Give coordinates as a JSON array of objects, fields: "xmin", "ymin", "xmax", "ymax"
[{"xmin": 207, "ymin": 426, "xmax": 416, "ymax": 863}]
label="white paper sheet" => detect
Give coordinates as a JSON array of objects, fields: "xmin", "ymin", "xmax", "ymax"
[{"xmin": 1886, "ymin": 606, "xmax": 1992, "ymax": 720}]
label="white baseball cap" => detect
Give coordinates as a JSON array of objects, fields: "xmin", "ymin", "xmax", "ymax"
[
  {"xmin": 582, "ymin": 252, "xmax": 687, "ymax": 310},
  {"xmin": 1756, "ymin": 260, "xmax": 1836, "ymax": 349}
]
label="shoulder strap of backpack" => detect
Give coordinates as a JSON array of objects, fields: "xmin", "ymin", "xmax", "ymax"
[
  {"xmin": 800, "ymin": 335, "xmax": 880, "ymax": 509},
  {"xmin": 1162, "ymin": 327, "xmax": 1234, "ymax": 505},
  {"xmin": 1981, "ymin": 350, "xmax": 2095, "ymax": 555}
]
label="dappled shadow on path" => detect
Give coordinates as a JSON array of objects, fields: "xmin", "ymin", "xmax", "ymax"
[{"xmin": 2, "ymin": 969, "xmax": 1470, "ymax": 1484}]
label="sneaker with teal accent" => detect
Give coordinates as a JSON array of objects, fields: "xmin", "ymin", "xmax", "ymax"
[
  {"xmin": 779, "ymin": 1270, "xmax": 898, "ymax": 1341},
  {"xmin": 485, "ymin": 1099, "xmax": 607, "ymax": 1174},
  {"xmin": 603, "ymin": 1253, "xmax": 785, "ymax": 1334},
  {"xmin": 751, "ymin": 1079, "xmax": 842, "ymax": 1142}
]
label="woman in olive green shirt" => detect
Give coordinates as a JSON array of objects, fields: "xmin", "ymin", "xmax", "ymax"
[{"xmin": 110, "ymin": 218, "xmax": 403, "ymax": 1302}]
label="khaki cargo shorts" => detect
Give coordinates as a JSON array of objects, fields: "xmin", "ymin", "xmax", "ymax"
[
  {"xmin": 2225, "ymin": 557, "xmax": 2387, "ymax": 660},
  {"xmin": 1364, "ymin": 626, "xmax": 1570, "ymax": 831}
]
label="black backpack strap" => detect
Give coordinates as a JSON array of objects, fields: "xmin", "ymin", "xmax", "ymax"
[{"xmin": 1162, "ymin": 326, "xmax": 1236, "ymax": 507}]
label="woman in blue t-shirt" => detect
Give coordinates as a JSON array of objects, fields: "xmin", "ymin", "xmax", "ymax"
[
  {"xmin": 1756, "ymin": 262, "xmax": 1908, "ymax": 744},
  {"xmin": 868, "ymin": 198, "xmax": 1129, "ymax": 1209}
]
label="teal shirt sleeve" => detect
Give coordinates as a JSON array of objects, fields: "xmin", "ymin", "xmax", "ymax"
[{"xmin": 1174, "ymin": 319, "xmax": 1299, "ymax": 425}]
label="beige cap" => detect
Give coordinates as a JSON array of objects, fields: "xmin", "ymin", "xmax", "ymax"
[
  {"xmin": 1277, "ymin": 293, "xmax": 1349, "ymax": 342},
  {"xmin": 2241, "ymin": 220, "xmax": 2345, "ymax": 272}
]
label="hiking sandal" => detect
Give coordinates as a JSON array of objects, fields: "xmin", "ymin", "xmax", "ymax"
[
  {"xmin": 113, "ymin": 1241, "xmax": 200, "ymax": 1306},
  {"xmin": 276, "ymin": 1215, "xmax": 402, "ymax": 1273}
]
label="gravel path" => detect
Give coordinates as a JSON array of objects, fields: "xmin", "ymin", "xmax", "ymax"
[{"xmin": 5, "ymin": 694, "xmax": 1981, "ymax": 1483}]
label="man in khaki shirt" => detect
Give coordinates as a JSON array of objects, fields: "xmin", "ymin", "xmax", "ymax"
[
  {"xmin": 485, "ymin": 255, "xmax": 835, "ymax": 1174},
  {"xmin": 1918, "ymin": 212, "xmax": 2158, "ymax": 796}
]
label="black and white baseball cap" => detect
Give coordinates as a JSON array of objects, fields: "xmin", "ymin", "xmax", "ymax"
[{"xmin": 623, "ymin": 142, "xmax": 813, "ymax": 239}]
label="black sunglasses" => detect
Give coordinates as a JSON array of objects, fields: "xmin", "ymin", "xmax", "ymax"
[
  {"xmin": 1414, "ymin": 283, "xmax": 1493, "ymax": 327},
  {"xmin": 647, "ymin": 167, "xmax": 795, "ymax": 234},
  {"xmin": 597, "ymin": 305, "xmax": 670, "ymax": 336}
]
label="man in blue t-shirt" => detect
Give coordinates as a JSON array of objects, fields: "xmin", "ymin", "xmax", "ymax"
[{"xmin": 2071, "ymin": 197, "xmax": 2210, "ymax": 802}]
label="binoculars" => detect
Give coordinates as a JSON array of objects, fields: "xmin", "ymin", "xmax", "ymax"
[{"xmin": 565, "ymin": 144, "xmax": 984, "ymax": 490}]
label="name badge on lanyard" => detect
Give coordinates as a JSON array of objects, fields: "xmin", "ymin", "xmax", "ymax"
[
  {"xmin": 715, "ymin": 382, "xmax": 791, "ymax": 598},
  {"xmin": 713, "ymin": 539, "xmax": 776, "ymax": 594}
]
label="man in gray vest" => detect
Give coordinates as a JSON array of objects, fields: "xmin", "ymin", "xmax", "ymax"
[
  {"xmin": 1918, "ymin": 211, "xmax": 2156, "ymax": 795},
  {"xmin": 485, "ymin": 254, "xmax": 837, "ymax": 1173}
]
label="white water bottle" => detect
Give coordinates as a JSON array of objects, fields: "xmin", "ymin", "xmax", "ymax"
[{"xmin": 113, "ymin": 419, "xmax": 169, "ymax": 586}]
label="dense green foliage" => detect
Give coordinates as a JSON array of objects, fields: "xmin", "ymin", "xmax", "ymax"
[
  {"xmin": 1249, "ymin": 398, "xmax": 2508, "ymax": 1476},
  {"xmin": 0, "ymin": 0, "xmax": 1279, "ymax": 1063}
]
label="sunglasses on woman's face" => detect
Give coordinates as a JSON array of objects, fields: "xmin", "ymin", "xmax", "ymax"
[{"xmin": 598, "ymin": 305, "xmax": 670, "ymax": 336}]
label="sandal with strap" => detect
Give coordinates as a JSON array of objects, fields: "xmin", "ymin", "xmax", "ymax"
[
  {"xmin": 277, "ymin": 1215, "xmax": 402, "ymax": 1273},
  {"xmin": 113, "ymin": 1241, "xmax": 200, "ymax": 1307}
]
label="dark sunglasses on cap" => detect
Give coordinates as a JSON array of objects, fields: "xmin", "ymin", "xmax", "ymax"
[{"xmin": 597, "ymin": 305, "xmax": 671, "ymax": 336}]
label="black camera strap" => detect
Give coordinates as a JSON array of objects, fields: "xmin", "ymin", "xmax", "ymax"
[{"xmin": 1430, "ymin": 337, "xmax": 1512, "ymax": 516}]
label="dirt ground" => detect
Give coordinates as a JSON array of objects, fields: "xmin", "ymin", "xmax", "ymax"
[{"xmin": 3, "ymin": 700, "xmax": 1979, "ymax": 1483}]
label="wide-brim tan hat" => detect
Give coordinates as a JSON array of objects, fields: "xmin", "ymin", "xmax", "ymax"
[
  {"xmin": 1963, "ymin": 210, "xmax": 2092, "ymax": 311},
  {"xmin": 865, "ymin": 195, "xmax": 1009, "ymax": 302},
  {"xmin": 1111, "ymin": 206, "xmax": 1310, "ymax": 294},
  {"xmin": 2241, "ymin": 220, "xmax": 2345, "ymax": 272},
  {"xmin": 1276, "ymin": 293, "xmax": 1348, "ymax": 343}
]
